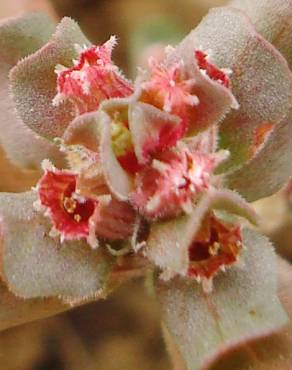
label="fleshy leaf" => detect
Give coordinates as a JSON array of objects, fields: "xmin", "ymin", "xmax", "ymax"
[
  {"xmin": 183, "ymin": 7, "xmax": 292, "ymax": 171},
  {"xmin": 9, "ymin": 17, "xmax": 90, "ymax": 140},
  {"xmin": 0, "ymin": 13, "xmax": 64, "ymax": 169},
  {"xmin": 146, "ymin": 188, "xmax": 258, "ymax": 276},
  {"xmin": 231, "ymin": 0, "xmax": 292, "ymax": 67},
  {"xmin": 159, "ymin": 229, "xmax": 288, "ymax": 370},
  {"xmin": 208, "ymin": 258, "xmax": 292, "ymax": 370},
  {"xmin": 0, "ymin": 191, "xmax": 112, "ymax": 300},
  {"xmin": 0, "ymin": 280, "xmax": 68, "ymax": 332},
  {"xmin": 226, "ymin": 109, "xmax": 292, "ymax": 201}
]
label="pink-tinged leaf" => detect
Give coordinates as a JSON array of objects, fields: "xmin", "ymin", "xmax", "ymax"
[
  {"xmin": 186, "ymin": 7, "xmax": 292, "ymax": 171},
  {"xmin": 231, "ymin": 0, "xmax": 292, "ymax": 67},
  {"xmin": 159, "ymin": 229, "xmax": 288, "ymax": 370},
  {"xmin": 208, "ymin": 258, "xmax": 292, "ymax": 370},
  {"xmin": 146, "ymin": 188, "xmax": 258, "ymax": 276},
  {"xmin": 0, "ymin": 13, "xmax": 64, "ymax": 169},
  {"xmin": 166, "ymin": 28, "xmax": 238, "ymax": 135},
  {"xmin": 9, "ymin": 17, "xmax": 90, "ymax": 140},
  {"xmin": 99, "ymin": 108, "xmax": 134, "ymax": 201},
  {"xmin": 0, "ymin": 280, "xmax": 68, "ymax": 332},
  {"xmin": 128, "ymin": 102, "xmax": 181, "ymax": 165},
  {"xmin": 226, "ymin": 109, "xmax": 292, "ymax": 201},
  {"xmin": 0, "ymin": 191, "xmax": 112, "ymax": 300}
]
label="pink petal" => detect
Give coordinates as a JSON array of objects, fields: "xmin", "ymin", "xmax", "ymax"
[
  {"xmin": 128, "ymin": 102, "xmax": 181, "ymax": 165},
  {"xmin": 130, "ymin": 146, "xmax": 218, "ymax": 220},
  {"xmin": 54, "ymin": 37, "xmax": 133, "ymax": 115}
]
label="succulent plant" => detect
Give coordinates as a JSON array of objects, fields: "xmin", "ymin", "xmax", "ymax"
[{"xmin": 0, "ymin": 1, "xmax": 292, "ymax": 369}]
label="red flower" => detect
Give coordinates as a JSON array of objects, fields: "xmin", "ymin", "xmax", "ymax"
[
  {"xmin": 36, "ymin": 163, "xmax": 99, "ymax": 247},
  {"xmin": 53, "ymin": 36, "xmax": 133, "ymax": 114},
  {"xmin": 36, "ymin": 162, "xmax": 136, "ymax": 247},
  {"xmin": 188, "ymin": 213, "xmax": 242, "ymax": 284}
]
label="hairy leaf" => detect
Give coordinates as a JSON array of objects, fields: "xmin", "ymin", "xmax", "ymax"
[
  {"xmin": 209, "ymin": 258, "xmax": 292, "ymax": 369},
  {"xmin": 182, "ymin": 7, "xmax": 292, "ymax": 171},
  {"xmin": 146, "ymin": 188, "xmax": 258, "ymax": 276},
  {"xmin": 227, "ymin": 109, "xmax": 292, "ymax": 201},
  {"xmin": 159, "ymin": 229, "xmax": 288, "ymax": 370},
  {"xmin": 10, "ymin": 17, "xmax": 90, "ymax": 140},
  {"xmin": 0, "ymin": 13, "xmax": 64, "ymax": 169},
  {"xmin": 0, "ymin": 192, "xmax": 112, "ymax": 301},
  {"xmin": 231, "ymin": 0, "xmax": 292, "ymax": 67},
  {"xmin": 224, "ymin": 2, "xmax": 292, "ymax": 201}
]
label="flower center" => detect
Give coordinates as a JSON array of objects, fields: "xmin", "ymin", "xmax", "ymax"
[
  {"xmin": 188, "ymin": 214, "xmax": 242, "ymax": 280},
  {"xmin": 62, "ymin": 182, "xmax": 95, "ymax": 224},
  {"xmin": 110, "ymin": 110, "xmax": 143, "ymax": 174}
]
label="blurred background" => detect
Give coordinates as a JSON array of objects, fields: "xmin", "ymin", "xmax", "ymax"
[{"xmin": 0, "ymin": 1, "xmax": 291, "ymax": 370}]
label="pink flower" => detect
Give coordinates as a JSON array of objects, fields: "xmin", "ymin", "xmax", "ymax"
[
  {"xmin": 53, "ymin": 36, "xmax": 133, "ymax": 114},
  {"xmin": 130, "ymin": 145, "xmax": 217, "ymax": 219},
  {"xmin": 142, "ymin": 57, "xmax": 199, "ymax": 114},
  {"xmin": 141, "ymin": 58, "xmax": 199, "ymax": 138}
]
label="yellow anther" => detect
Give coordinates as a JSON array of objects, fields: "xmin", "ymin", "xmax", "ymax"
[
  {"xmin": 63, "ymin": 197, "xmax": 77, "ymax": 214},
  {"xmin": 208, "ymin": 242, "xmax": 220, "ymax": 256},
  {"xmin": 74, "ymin": 214, "xmax": 82, "ymax": 222}
]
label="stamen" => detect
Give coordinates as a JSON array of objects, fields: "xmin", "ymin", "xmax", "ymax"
[{"xmin": 63, "ymin": 197, "xmax": 77, "ymax": 214}]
